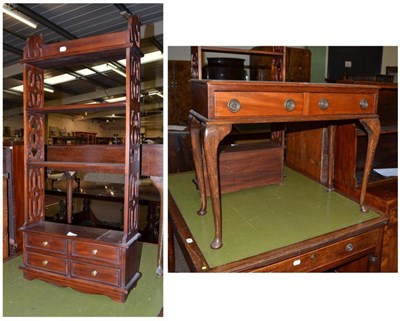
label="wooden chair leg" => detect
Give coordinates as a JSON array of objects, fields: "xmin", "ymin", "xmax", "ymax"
[
  {"xmin": 203, "ymin": 123, "xmax": 232, "ymax": 249},
  {"xmin": 150, "ymin": 176, "xmax": 163, "ymax": 276},
  {"xmin": 359, "ymin": 117, "xmax": 381, "ymax": 212},
  {"xmin": 168, "ymin": 216, "xmax": 176, "ymax": 272}
]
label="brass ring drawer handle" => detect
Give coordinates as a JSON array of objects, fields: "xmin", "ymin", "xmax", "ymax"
[
  {"xmin": 42, "ymin": 260, "xmax": 48, "ymax": 266},
  {"xmin": 319, "ymin": 98, "xmax": 329, "ymax": 110},
  {"xmin": 227, "ymin": 98, "xmax": 241, "ymax": 113},
  {"xmin": 91, "ymin": 270, "xmax": 98, "ymax": 277},
  {"xmin": 284, "ymin": 99, "xmax": 296, "ymax": 111},
  {"xmin": 42, "ymin": 241, "xmax": 49, "ymax": 247},
  {"xmin": 360, "ymin": 98, "xmax": 369, "ymax": 110},
  {"xmin": 91, "ymin": 249, "xmax": 98, "ymax": 255},
  {"xmin": 345, "ymin": 243, "xmax": 354, "ymax": 252}
]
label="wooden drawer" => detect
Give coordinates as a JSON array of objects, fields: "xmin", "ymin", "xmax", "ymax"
[
  {"xmin": 71, "ymin": 261, "xmax": 120, "ymax": 287},
  {"xmin": 309, "ymin": 93, "xmax": 375, "ymax": 115},
  {"xmin": 253, "ymin": 229, "xmax": 379, "ymax": 272},
  {"xmin": 26, "ymin": 251, "xmax": 67, "ymax": 275},
  {"xmin": 215, "ymin": 92, "xmax": 304, "ymax": 117},
  {"xmin": 71, "ymin": 241, "xmax": 121, "ymax": 265},
  {"xmin": 25, "ymin": 233, "xmax": 67, "ymax": 254}
]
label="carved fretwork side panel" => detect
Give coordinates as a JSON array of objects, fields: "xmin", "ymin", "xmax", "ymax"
[
  {"xmin": 23, "ymin": 34, "xmax": 44, "ymax": 59},
  {"xmin": 26, "ymin": 166, "xmax": 45, "ymax": 225},
  {"xmin": 191, "ymin": 46, "xmax": 201, "ymax": 79},
  {"xmin": 23, "ymin": 62, "xmax": 45, "ymax": 225},
  {"xmin": 271, "ymin": 46, "xmax": 284, "ymax": 82},
  {"xmin": 124, "ymin": 15, "xmax": 141, "ymax": 242},
  {"xmin": 26, "ymin": 114, "xmax": 45, "ymax": 161}
]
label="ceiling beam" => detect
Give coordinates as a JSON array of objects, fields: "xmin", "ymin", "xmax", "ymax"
[
  {"xmin": 3, "ymin": 27, "xmax": 26, "ymax": 40},
  {"xmin": 150, "ymin": 36, "xmax": 163, "ymax": 53},
  {"xmin": 114, "ymin": 4, "xmax": 131, "ymax": 14},
  {"xmin": 3, "ymin": 43, "xmax": 23, "ymax": 56},
  {"xmin": 13, "ymin": 4, "xmax": 77, "ymax": 40}
]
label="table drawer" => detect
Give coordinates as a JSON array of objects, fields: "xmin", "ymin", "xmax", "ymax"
[
  {"xmin": 253, "ymin": 229, "xmax": 379, "ymax": 272},
  {"xmin": 215, "ymin": 92, "xmax": 304, "ymax": 117},
  {"xmin": 309, "ymin": 93, "xmax": 375, "ymax": 115},
  {"xmin": 26, "ymin": 251, "xmax": 67, "ymax": 275},
  {"xmin": 71, "ymin": 241, "xmax": 121, "ymax": 265},
  {"xmin": 71, "ymin": 261, "xmax": 120, "ymax": 287},
  {"xmin": 25, "ymin": 233, "xmax": 67, "ymax": 254}
]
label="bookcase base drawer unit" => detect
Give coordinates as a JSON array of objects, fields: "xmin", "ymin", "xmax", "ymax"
[{"xmin": 20, "ymin": 222, "xmax": 141, "ymax": 303}]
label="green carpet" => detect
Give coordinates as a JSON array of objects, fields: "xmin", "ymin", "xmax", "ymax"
[
  {"xmin": 169, "ymin": 167, "xmax": 381, "ymax": 268},
  {"xmin": 3, "ymin": 242, "xmax": 162, "ymax": 317}
]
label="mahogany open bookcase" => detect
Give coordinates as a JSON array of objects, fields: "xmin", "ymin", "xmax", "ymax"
[{"xmin": 19, "ymin": 15, "xmax": 163, "ymax": 303}]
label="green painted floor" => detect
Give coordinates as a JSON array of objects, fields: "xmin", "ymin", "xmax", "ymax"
[
  {"xmin": 3, "ymin": 242, "xmax": 163, "ymax": 317},
  {"xmin": 169, "ymin": 168, "xmax": 381, "ymax": 268}
]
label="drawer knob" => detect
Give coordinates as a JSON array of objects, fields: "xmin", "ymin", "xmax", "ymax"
[
  {"xmin": 319, "ymin": 98, "xmax": 329, "ymax": 110},
  {"xmin": 360, "ymin": 98, "xmax": 369, "ymax": 110},
  {"xmin": 345, "ymin": 243, "xmax": 354, "ymax": 252},
  {"xmin": 284, "ymin": 99, "xmax": 296, "ymax": 112},
  {"xmin": 227, "ymin": 98, "xmax": 241, "ymax": 113},
  {"xmin": 91, "ymin": 270, "xmax": 98, "ymax": 277},
  {"xmin": 42, "ymin": 260, "xmax": 48, "ymax": 266},
  {"xmin": 91, "ymin": 249, "xmax": 98, "ymax": 255},
  {"xmin": 42, "ymin": 241, "xmax": 49, "ymax": 247},
  {"xmin": 310, "ymin": 254, "xmax": 317, "ymax": 261}
]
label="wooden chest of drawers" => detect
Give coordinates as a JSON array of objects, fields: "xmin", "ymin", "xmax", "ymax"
[{"xmin": 20, "ymin": 222, "xmax": 141, "ymax": 302}]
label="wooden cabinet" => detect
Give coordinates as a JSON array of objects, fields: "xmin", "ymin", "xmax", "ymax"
[
  {"xmin": 3, "ymin": 176, "xmax": 9, "ymax": 260},
  {"xmin": 168, "ymin": 60, "xmax": 192, "ymax": 125},
  {"xmin": 3, "ymin": 142, "xmax": 25, "ymax": 256},
  {"xmin": 74, "ymin": 132, "xmax": 97, "ymax": 144},
  {"xmin": 168, "ymin": 61, "xmax": 194, "ymax": 174},
  {"xmin": 19, "ymin": 16, "xmax": 145, "ymax": 302}
]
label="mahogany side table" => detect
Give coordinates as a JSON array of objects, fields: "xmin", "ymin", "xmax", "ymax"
[{"xmin": 189, "ymin": 80, "xmax": 380, "ymax": 249}]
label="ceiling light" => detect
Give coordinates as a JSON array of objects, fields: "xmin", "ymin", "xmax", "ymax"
[
  {"xmin": 105, "ymin": 96, "xmax": 126, "ymax": 103},
  {"xmin": 9, "ymin": 84, "xmax": 53, "ymax": 93},
  {"xmin": 44, "ymin": 74, "xmax": 76, "ymax": 85},
  {"xmin": 93, "ymin": 64, "xmax": 112, "ymax": 73},
  {"xmin": 107, "ymin": 64, "xmax": 126, "ymax": 77},
  {"xmin": 44, "ymin": 86, "xmax": 54, "ymax": 93},
  {"xmin": 76, "ymin": 68, "xmax": 96, "ymax": 76},
  {"xmin": 148, "ymin": 91, "xmax": 163, "ymax": 98},
  {"xmin": 9, "ymin": 85, "xmax": 23, "ymax": 92},
  {"xmin": 141, "ymin": 51, "xmax": 163, "ymax": 64},
  {"xmin": 3, "ymin": 4, "xmax": 37, "ymax": 29},
  {"xmin": 117, "ymin": 51, "xmax": 163, "ymax": 66}
]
